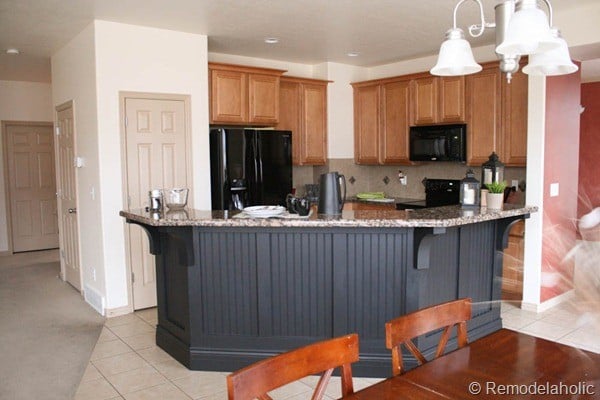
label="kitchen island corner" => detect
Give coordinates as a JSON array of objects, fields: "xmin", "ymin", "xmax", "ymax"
[{"xmin": 120, "ymin": 205, "xmax": 535, "ymax": 377}]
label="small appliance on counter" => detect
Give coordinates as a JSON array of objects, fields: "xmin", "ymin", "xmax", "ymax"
[
  {"xmin": 395, "ymin": 178, "xmax": 461, "ymax": 210},
  {"xmin": 304, "ymin": 184, "xmax": 319, "ymax": 203},
  {"xmin": 317, "ymin": 172, "xmax": 346, "ymax": 215},
  {"xmin": 286, "ymin": 194, "xmax": 311, "ymax": 216}
]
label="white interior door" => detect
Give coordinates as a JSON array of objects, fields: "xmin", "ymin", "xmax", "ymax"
[
  {"xmin": 5, "ymin": 122, "xmax": 58, "ymax": 252},
  {"xmin": 56, "ymin": 103, "xmax": 81, "ymax": 291},
  {"xmin": 125, "ymin": 97, "xmax": 188, "ymax": 310}
]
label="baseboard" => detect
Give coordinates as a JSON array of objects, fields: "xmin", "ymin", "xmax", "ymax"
[
  {"xmin": 0, "ymin": 250, "xmax": 12, "ymax": 256},
  {"xmin": 105, "ymin": 304, "xmax": 133, "ymax": 318},
  {"xmin": 521, "ymin": 289, "xmax": 575, "ymax": 313}
]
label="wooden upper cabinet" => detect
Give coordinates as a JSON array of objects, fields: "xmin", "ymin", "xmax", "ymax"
[
  {"xmin": 248, "ymin": 73, "xmax": 280, "ymax": 125},
  {"xmin": 354, "ymin": 84, "xmax": 380, "ymax": 164},
  {"xmin": 501, "ymin": 71, "xmax": 528, "ymax": 166},
  {"xmin": 381, "ymin": 80, "xmax": 411, "ymax": 164},
  {"xmin": 277, "ymin": 77, "xmax": 329, "ymax": 165},
  {"xmin": 353, "ymin": 79, "xmax": 412, "ymax": 165},
  {"xmin": 301, "ymin": 82, "xmax": 328, "ymax": 165},
  {"xmin": 208, "ymin": 63, "xmax": 285, "ymax": 125},
  {"xmin": 352, "ymin": 62, "xmax": 526, "ymax": 168},
  {"xmin": 439, "ymin": 76, "xmax": 466, "ymax": 123},
  {"xmin": 466, "ymin": 65, "xmax": 501, "ymax": 165},
  {"xmin": 466, "ymin": 61, "xmax": 528, "ymax": 167},
  {"xmin": 412, "ymin": 76, "xmax": 465, "ymax": 125},
  {"xmin": 412, "ymin": 77, "xmax": 438, "ymax": 125},
  {"xmin": 210, "ymin": 68, "xmax": 248, "ymax": 124},
  {"xmin": 277, "ymin": 80, "xmax": 302, "ymax": 164}
]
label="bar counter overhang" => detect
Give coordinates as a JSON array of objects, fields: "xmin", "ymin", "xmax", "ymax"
[{"xmin": 120, "ymin": 205, "xmax": 535, "ymax": 377}]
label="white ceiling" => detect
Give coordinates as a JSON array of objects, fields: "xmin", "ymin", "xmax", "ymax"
[{"xmin": 0, "ymin": 0, "xmax": 599, "ymax": 83}]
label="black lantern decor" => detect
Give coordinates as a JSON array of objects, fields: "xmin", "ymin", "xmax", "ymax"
[
  {"xmin": 481, "ymin": 152, "xmax": 505, "ymax": 186},
  {"xmin": 460, "ymin": 169, "xmax": 480, "ymax": 208}
]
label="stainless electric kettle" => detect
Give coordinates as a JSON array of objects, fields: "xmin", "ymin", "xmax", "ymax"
[{"xmin": 317, "ymin": 172, "xmax": 346, "ymax": 215}]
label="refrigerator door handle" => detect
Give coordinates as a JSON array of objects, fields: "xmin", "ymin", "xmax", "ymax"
[{"xmin": 257, "ymin": 135, "xmax": 264, "ymax": 184}]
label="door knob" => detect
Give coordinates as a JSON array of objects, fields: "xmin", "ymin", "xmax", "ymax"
[{"xmin": 68, "ymin": 208, "xmax": 77, "ymax": 214}]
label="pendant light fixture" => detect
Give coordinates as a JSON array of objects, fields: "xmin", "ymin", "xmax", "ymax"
[
  {"xmin": 431, "ymin": 0, "xmax": 487, "ymax": 76},
  {"xmin": 430, "ymin": 28, "xmax": 482, "ymax": 76},
  {"xmin": 495, "ymin": 0, "xmax": 559, "ymax": 55},
  {"xmin": 431, "ymin": 0, "xmax": 578, "ymax": 81}
]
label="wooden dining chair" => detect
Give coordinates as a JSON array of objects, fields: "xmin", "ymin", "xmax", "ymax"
[
  {"xmin": 226, "ymin": 333, "xmax": 359, "ymax": 400},
  {"xmin": 385, "ymin": 298, "xmax": 472, "ymax": 376}
]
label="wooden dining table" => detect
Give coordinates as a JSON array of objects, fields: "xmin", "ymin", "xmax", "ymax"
[{"xmin": 342, "ymin": 329, "xmax": 600, "ymax": 399}]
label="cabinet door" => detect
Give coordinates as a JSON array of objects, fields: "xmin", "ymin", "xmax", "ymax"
[
  {"xmin": 248, "ymin": 74, "xmax": 279, "ymax": 124},
  {"xmin": 501, "ymin": 72, "xmax": 528, "ymax": 166},
  {"xmin": 210, "ymin": 69, "xmax": 247, "ymax": 124},
  {"xmin": 354, "ymin": 85, "xmax": 381, "ymax": 164},
  {"xmin": 381, "ymin": 80, "xmax": 411, "ymax": 164},
  {"xmin": 439, "ymin": 76, "xmax": 465, "ymax": 123},
  {"xmin": 466, "ymin": 67, "xmax": 501, "ymax": 165},
  {"xmin": 277, "ymin": 80, "xmax": 302, "ymax": 165},
  {"xmin": 412, "ymin": 77, "xmax": 438, "ymax": 125},
  {"xmin": 301, "ymin": 83, "xmax": 327, "ymax": 165},
  {"xmin": 502, "ymin": 232, "xmax": 524, "ymax": 299}
]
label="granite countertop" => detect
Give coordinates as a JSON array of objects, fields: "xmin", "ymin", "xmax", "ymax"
[{"xmin": 120, "ymin": 204, "xmax": 537, "ymax": 228}]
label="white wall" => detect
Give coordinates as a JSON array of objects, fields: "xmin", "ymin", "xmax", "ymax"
[
  {"xmin": 313, "ymin": 63, "xmax": 368, "ymax": 159},
  {"xmin": 0, "ymin": 81, "xmax": 53, "ymax": 252},
  {"xmin": 208, "ymin": 52, "xmax": 313, "ymax": 78},
  {"xmin": 368, "ymin": 44, "xmax": 498, "ymax": 80},
  {"xmin": 94, "ymin": 21, "xmax": 209, "ymax": 310},
  {"xmin": 51, "ymin": 24, "xmax": 105, "ymax": 299}
]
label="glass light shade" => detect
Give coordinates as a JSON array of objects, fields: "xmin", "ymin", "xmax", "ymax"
[
  {"xmin": 431, "ymin": 29, "xmax": 482, "ymax": 76},
  {"xmin": 522, "ymin": 33, "xmax": 578, "ymax": 76},
  {"xmin": 496, "ymin": 2, "xmax": 560, "ymax": 56}
]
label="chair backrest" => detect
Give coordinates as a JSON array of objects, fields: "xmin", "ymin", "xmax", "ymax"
[
  {"xmin": 227, "ymin": 333, "xmax": 359, "ymax": 400},
  {"xmin": 385, "ymin": 298, "xmax": 472, "ymax": 376}
]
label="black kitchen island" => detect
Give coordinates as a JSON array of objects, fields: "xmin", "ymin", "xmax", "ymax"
[{"xmin": 120, "ymin": 205, "xmax": 535, "ymax": 377}]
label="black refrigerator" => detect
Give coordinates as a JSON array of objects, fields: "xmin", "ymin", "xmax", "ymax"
[{"xmin": 210, "ymin": 128, "xmax": 292, "ymax": 210}]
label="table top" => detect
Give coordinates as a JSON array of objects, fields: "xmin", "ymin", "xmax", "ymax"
[{"xmin": 343, "ymin": 329, "xmax": 600, "ymax": 399}]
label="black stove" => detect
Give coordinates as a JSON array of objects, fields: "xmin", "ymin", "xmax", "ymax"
[{"xmin": 396, "ymin": 178, "xmax": 460, "ymax": 210}]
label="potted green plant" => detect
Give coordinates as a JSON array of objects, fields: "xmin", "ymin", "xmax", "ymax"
[{"xmin": 485, "ymin": 181, "xmax": 507, "ymax": 210}]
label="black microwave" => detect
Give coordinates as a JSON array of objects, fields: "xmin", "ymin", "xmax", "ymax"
[{"xmin": 409, "ymin": 124, "xmax": 466, "ymax": 162}]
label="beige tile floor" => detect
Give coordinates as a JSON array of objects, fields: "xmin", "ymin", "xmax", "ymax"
[{"xmin": 76, "ymin": 299, "xmax": 600, "ymax": 400}]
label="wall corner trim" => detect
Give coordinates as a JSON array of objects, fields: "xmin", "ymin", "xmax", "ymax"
[{"xmin": 105, "ymin": 304, "xmax": 133, "ymax": 318}]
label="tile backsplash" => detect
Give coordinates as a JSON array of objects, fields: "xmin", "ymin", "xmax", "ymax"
[{"xmin": 293, "ymin": 159, "xmax": 526, "ymax": 199}]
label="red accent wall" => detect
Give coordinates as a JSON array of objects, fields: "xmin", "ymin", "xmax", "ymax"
[
  {"xmin": 578, "ymin": 82, "xmax": 600, "ymax": 218},
  {"xmin": 541, "ymin": 68, "xmax": 581, "ymax": 302}
]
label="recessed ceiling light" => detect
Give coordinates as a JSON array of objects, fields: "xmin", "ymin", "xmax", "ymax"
[
  {"xmin": 6, "ymin": 48, "xmax": 20, "ymax": 55},
  {"xmin": 347, "ymin": 52, "xmax": 359, "ymax": 57},
  {"xmin": 264, "ymin": 38, "xmax": 279, "ymax": 44}
]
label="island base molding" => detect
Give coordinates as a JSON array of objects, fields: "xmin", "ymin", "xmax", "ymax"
[{"xmin": 156, "ymin": 316, "xmax": 502, "ymax": 377}]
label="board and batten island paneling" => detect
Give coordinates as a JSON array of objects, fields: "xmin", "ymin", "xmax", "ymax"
[{"xmin": 120, "ymin": 205, "xmax": 535, "ymax": 377}]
